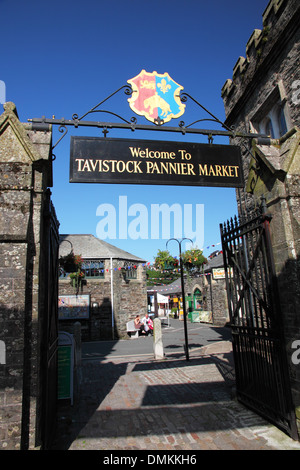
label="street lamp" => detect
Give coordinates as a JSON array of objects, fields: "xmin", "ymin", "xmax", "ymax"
[{"xmin": 166, "ymin": 238, "xmax": 193, "ymax": 361}]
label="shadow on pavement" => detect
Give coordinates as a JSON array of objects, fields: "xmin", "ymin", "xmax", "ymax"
[{"xmin": 50, "ymin": 349, "xmax": 239, "ymax": 450}]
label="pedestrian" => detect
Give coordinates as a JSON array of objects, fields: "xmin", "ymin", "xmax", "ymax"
[
  {"xmin": 141, "ymin": 313, "xmax": 153, "ymax": 335},
  {"xmin": 134, "ymin": 315, "xmax": 145, "ymax": 335}
]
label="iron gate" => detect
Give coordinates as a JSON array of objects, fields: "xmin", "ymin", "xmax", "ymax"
[
  {"xmin": 220, "ymin": 201, "xmax": 298, "ymax": 440},
  {"xmin": 38, "ymin": 190, "xmax": 60, "ymax": 449}
]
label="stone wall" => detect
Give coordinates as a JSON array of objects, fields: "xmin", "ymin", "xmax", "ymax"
[
  {"xmin": 221, "ymin": 0, "xmax": 300, "ymax": 211},
  {"xmin": 185, "ymin": 275, "xmax": 229, "ymax": 326},
  {"xmin": 59, "ymin": 260, "xmax": 147, "ymax": 340},
  {"xmin": 0, "ymin": 103, "xmax": 53, "ymax": 449},
  {"xmin": 221, "ymin": 0, "xmax": 300, "ymax": 434},
  {"xmin": 208, "ymin": 277, "xmax": 229, "ymax": 326}
]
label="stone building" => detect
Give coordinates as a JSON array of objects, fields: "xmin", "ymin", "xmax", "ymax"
[
  {"xmin": 58, "ymin": 234, "xmax": 147, "ymax": 340},
  {"xmin": 221, "ymin": 0, "xmax": 300, "ymax": 433},
  {"xmin": 202, "ymin": 251, "xmax": 230, "ymax": 325},
  {"xmin": 0, "ymin": 102, "xmax": 57, "ymax": 449}
]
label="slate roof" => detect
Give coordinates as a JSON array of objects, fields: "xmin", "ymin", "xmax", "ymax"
[
  {"xmin": 59, "ymin": 234, "xmax": 146, "ymax": 262},
  {"xmin": 203, "ymin": 252, "xmax": 224, "ymax": 271},
  {"xmin": 148, "ymin": 277, "xmax": 182, "ymax": 295}
]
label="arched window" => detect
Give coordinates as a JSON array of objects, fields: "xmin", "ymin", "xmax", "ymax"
[{"xmin": 193, "ymin": 288, "xmax": 202, "ymax": 310}]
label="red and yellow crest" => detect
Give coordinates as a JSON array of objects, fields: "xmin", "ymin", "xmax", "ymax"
[{"xmin": 127, "ymin": 70, "xmax": 185, "ymax": 124}]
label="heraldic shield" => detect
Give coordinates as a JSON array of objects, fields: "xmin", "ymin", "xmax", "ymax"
[{"xmin": 127, "ymin": 70, "xmax": 185, "ymax": 124}]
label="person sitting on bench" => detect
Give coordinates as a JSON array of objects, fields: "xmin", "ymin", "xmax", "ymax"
[
  {"xmin": 134, "ymin": 315, "xmax": 146, "ymax": 335},
  {"xmin": 141, "ymin": 313, "xmax": 153, "ymax": 335}
]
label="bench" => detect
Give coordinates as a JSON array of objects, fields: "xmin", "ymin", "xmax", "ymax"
[
  {"xmin": 158, "ymin": 313, "xmax": 170, "ymax": 327},
  {"xmin": 126, "ymin": 320, "xmax": 139, "ymax": 339}
]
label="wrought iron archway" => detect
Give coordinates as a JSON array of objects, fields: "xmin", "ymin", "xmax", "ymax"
[
  {"xmin": 27, "ymin": 83, "xmax": 271, "ymax": 158},
  {"xmin": 30, "ymin": 76, "xmax": 284, "ymax": 447}
]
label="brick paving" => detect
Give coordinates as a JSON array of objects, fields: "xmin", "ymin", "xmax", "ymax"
[{"xmin": 50, "ymin": 340, "xmax": 300, "ymax": 451}]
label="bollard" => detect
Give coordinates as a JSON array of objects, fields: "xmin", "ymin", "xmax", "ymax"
[{"xmin": 153, "ymin": 318, "xmax": 164, "ymax": 360}]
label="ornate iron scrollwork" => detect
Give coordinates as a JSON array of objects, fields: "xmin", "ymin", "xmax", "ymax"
[
  {"xmin": 72, "ymin": 84, "xmax": 134, "ymax": 125},
  {"xmin": 28, "ymin": 82, "xmax": 270, "ymax": 154},
  {"xmin": 52, "ymin": 124, "xmax": 68, "ymax": 150}
]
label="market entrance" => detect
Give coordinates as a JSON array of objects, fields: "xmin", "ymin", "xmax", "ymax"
[{"xmin": 29, "ymin": 70, "xmax": 298, "ymax": 442}]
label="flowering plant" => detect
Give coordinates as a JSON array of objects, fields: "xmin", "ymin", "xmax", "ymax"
[
  {"xmin": 69, "ymin": 270, "xmax": 85, "ymax": 289},
  {"xmin": 154, "ymin": 250, "xmax": 179, "ymax": 271},
  {"xmin": 59, "ymin": 251, "xmax": 83, "ymax": 273},
  {"xmin": 181, "ymin": 248, "xmax": 207, "ymax": 271}
]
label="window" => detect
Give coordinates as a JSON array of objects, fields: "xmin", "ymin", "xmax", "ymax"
[
  {"xmin": 125, "ymin": 266, "xmax": 137, "ymax": 280},
  {"xmin": 278, "ymin": 106, "xmax": 287, "ymax": 136},
  {"xmin": 121, "ymin": 262, "xmax": 138, "ymax": 280},
  {"xmin": 82, "ymin": 259, "xmax": 105, "ymax": 278},
  {"xmin": 259, "ymin": 104, "xmax": 287, "ymax": 138},
  {"xmin": 265, "ymin": 117, "xmax": 275, "ymax": 138},
  {"xmin": 250, "ymin": 81, "xmax": 290, "ymax": 139}
]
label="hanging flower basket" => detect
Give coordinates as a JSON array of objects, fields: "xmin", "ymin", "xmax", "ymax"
[
  {"xmin": 164, "ymin": 259, "xmax": 179, "ymax": 270},
  {"xmin": 154, "ymin": 250, "xmax": 178, "ymax": 271},
  {"xmin": 59, "ymin": 251, "xmax": 83, "ymax": 273},
  {"xmin": 181, "ymin": 248, "xmax": 207, "ymax": 271}
]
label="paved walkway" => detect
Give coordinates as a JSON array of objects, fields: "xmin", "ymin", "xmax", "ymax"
[{"xmin": 50, "ymin": 324, "xmax": 300, "ymax": 451}]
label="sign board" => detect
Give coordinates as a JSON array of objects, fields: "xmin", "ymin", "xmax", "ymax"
[
  {"xmin": 212, "ymin": 267, "xmax": 233, "ymax": 279},
  {"xmin": 70, "ymin": 137, "xmax": 244, "ymax": 188},
  {"xmin": 58, "ymin": 332, "xmax": 74, "ymax": 404},
  {"xmin": 157, "ymin": 293, "xmax": 169, "ymax": 303},
  {"xmin": 58, "ymin": 294, "xmax": 90, "ymax": 320}
]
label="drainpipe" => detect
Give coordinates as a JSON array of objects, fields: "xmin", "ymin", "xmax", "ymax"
[
  {"xmin": 209, "ymin": 272, "xmax": 215, "ymax": 324},
  {"xmin": 110, "ymin": 257, "xmax": 114, "ymax": 339}
]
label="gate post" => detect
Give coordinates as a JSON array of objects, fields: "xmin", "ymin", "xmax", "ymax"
[{"xmin": 0, "ymin": 103, "xmax": 54, "ymax": 449}]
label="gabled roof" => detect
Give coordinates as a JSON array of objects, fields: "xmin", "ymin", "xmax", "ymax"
[
  {"xmin": 0, "ymin": 102, "xmax": 53, "ymax": 186},
  {"xmin": 204, "ymin": 252, "xmax": 224, "ymax": 271},
  {"xmin": 59, "ymin": 234, "xmax": 146, "ymax": 262},
  {"xmin": 0, "ymin": 102, "xmax": 43, "ymax": 163}
]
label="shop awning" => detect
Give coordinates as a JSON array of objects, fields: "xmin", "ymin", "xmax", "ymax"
[{"xmin": 157, "ymin": 293, "xmax": 169, "ymax": 303}]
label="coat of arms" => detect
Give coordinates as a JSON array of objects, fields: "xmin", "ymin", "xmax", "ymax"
[{"xmin": 127, "ymin": 70, "xmax": 185, "ymax": 125}]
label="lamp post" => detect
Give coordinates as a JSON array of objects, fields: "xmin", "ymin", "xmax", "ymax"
[{"xmin": 166, "ymin": 238, "xmax": 193, "ymax": 361}]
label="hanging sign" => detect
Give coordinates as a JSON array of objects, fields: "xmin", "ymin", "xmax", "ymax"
[{"xmin": 70, "ymin": 136, "xmax": 243, "ymax": 188}]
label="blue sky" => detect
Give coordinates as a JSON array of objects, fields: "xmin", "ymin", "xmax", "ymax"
[{"xmin": 1, "ymin": 0, "xmax": 269, "ymax": 263}]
